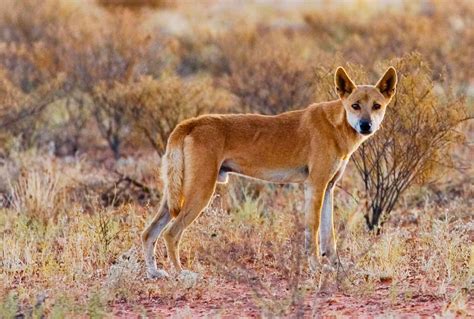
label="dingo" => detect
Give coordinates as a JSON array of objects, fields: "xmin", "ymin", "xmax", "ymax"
[{"xmin": 142, "ymin": 67, "xmax": 397, "ymax": 280}]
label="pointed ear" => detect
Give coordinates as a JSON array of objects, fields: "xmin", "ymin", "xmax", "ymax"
[
  {"xmin": 335, "ymin": 67, "xmax": 356, "ymax": 99},
  {"xmin": 376, "ymin": 67, "xmax": 397, "ymax": 99}
]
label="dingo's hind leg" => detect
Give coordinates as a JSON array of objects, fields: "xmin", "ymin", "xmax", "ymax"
[
  {"xmin": 163, "ymin": 143, "xmax": 218, "ymax": 276},
  {"xmin": 163, "ymin": 175, "xmax": 217, "ymax": 274},
  {"xmin": 142, "ymin": 200, "xmax": 172, "ymax": 279}
]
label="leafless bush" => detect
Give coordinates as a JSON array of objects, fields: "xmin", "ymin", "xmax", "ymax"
[
  {"xmin": 100, "ymin": 171, "xmax": 158, "ymax": 207},
  {"xmin": 91, "ymin": 83, "xmax": 131, "ymax": 159}
]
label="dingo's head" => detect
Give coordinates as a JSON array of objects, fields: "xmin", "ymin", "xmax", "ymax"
[{"xmin": 335, "ymin": 67, "xmax": 397, "ymax": 136}]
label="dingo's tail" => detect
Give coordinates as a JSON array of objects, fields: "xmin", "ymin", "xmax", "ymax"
[{"xmin": 161, "ymin": 125, "xmax": 188, "ymax": 217}]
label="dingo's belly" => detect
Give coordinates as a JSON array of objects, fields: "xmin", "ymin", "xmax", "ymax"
[{"xmin": 218, "ymin": 159, "xmax": 308, "ymax": 184}]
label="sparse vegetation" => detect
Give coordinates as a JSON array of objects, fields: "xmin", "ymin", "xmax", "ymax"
[{"xmin": 0, "ymin": 0, "xmax": 472, "ymax": 317}]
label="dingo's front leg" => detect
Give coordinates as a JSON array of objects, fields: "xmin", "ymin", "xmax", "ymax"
[
  {"xmin": 304, "ymin": 184, "xmax": 320, "ymax": 272},
  {"xmin": 307, "ymin": 182, "xmax": 337, "ymax": 292},
  {"xmin": 319, "ymin": 160, "xmax": 347, "ymax": 266},
  {"xmin": 304, "ymin": 159, "xmax": 342, "ymax": 275},
  {"xmin": 319, "ymin": 184, "xmax": 336, "ymax": 265},
  {"xmin": 304, "ymin": 181, "xmax": 329, "ymax": 273}
]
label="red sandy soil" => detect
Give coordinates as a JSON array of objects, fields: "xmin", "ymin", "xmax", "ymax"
[{"xmin": 112, "ymin": 274, "xmax": 473, "ymax": 318}]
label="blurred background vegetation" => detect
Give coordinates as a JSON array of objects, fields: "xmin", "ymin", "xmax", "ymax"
[{"xmin": 0, "ymin": 0, "xmax": 471, "ymax": 225}]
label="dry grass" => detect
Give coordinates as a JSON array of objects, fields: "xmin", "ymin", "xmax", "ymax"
[{"xmin": 0, "ymin": 152, "xmax": 472, "ymax": 316}]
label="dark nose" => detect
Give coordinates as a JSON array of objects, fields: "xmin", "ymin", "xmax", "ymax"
[{"xmin": 359, "ymin": 120, "xmax": 372, "ymax": 135}]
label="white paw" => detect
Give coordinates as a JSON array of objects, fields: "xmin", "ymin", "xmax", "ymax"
[
  {"xmin": 321, "ymin": 263, "xmax": 336, "ymax": 274},
  {"xmin": 146, "ymin": 268, "xmax": 169, "ymax": 280},
  {"xmin": 177, "ymin": 270, "xmax": 200, "ymax": 288}
]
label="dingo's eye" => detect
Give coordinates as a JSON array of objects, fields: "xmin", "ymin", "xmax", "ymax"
[
  {"xmin": 373, "ymin": 103, "xmax": 381, "ymax": 110},
  {"xmin": 351, "ymin": 103, "xmax": 361, "ymax": 110}
]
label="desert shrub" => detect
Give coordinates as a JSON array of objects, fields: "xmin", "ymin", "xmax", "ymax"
[
  {"xmin": 0, "ymin": 42, "xmax": 58, "ymax": 93},
  {"xmin": 82, "ymin": 11, "xmax": 165, "ymax": 158},
  {"xmin": 0, "ymin": 1, "xmax": 171, "ymax": 156},
  {"xmin": 59, "ymin": 12, "xmax": 170, "ymax": 155},
  {"xmin": 0, "ymin": 1, "xmax": 94, "ymax": 154},
  {"xmin": 219, "ymin": 29, "xmax": 319, "ymax": 114},
  {"xmin": 73, "ymin": 11, "xmax": 152, "ymax": 90},
  {"xmin": 91, "ymin": 82, "xmax": 131, "ymax": 159},
  {"xmin": 124, "ymin": 74, "xmax": 234, "ymax": 155},
  {"xmin": 94, "ymin": 75, "xmax": 232, "ymax": 154},
  {"xmin": 173, "ymin": 33, "xmax": 223, "ymax": 76},
  {"xmin": 0, "ymin": 41, "xmax": 79, "ymax": 154},
  {"xmin": 0, "ymin": 0, "xmax": 82, "ymax": 44},
  {"xmin": 0, "ymin": 0, "xmax": 83, "ymax": 92},
  {"xmin": 0, "ymin": 69, "xmax": 65, "ymax": 153},
  {"xmin": 92, "ymin": 73, "xmax": 229, "ymax": 158},
  {"xmin": 303, "ymin": 1, "xmax": 474, "ymax": 93},
  {"xmin": 0, "ymin": 69, "xmax": 24, "ymax": 127}
]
